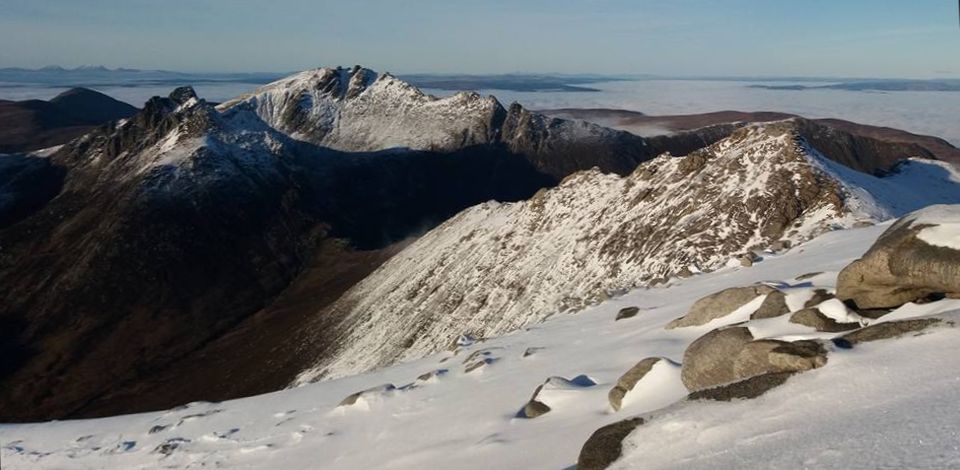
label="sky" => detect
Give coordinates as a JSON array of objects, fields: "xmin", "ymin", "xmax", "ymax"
[{"xmin": 0, "ymin": 0, "xmax": 958, "ymax": 78}]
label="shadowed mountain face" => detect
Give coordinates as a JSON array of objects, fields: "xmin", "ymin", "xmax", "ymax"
[
  {"xmin": 0, "ymin": 88, "xmax": 138, "ymax": 153},
  {"xmin": 0, "ymin": 67, "xmax": 952, "ymax": 422}
]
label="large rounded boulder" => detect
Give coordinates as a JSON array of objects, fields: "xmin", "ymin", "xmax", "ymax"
[
  {"xmin": 837, "ymin": 205, "xmax": 960, "ymax": 309},
  {"xmin": 667, "ymin": 285, "xmax": 776, "ymax": 329},
  {"xmin": 680, "ymin": 326, "xmax": 755, "ymax": 391},
  {"xmin": 681, "ymin": 326, "xmax": 828, "ymax": 392}
]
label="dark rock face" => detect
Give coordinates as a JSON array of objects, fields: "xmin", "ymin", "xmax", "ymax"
[
  {"xmin": 0, "ymin": 154, "xmax": 66, "ymax": 229},
  {"xmin": 837, "ymin": 209, "xmax": 960, "ymax": 309},
  {"xmin": 577, "ymin": 417, "xmax": 645, "ymax": 470},
  {"xmin": 0, "ymin": 88, "xmax": 138, "ymax": 153}
]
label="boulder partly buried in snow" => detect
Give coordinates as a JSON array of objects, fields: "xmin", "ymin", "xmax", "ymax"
[
  {"xmin": 609, "ymin": 358, "xmax": 663, "ymax": 411},
  {"xmin": 606, "ymin": 356, "xmax": 687, "ymax": 413},
  {"xmin": 682, "ymin": 327, "xmax": 828, "ymax": 392},
  {"xmin": 667, "ymin": 285, "xmax": 776, "ymax": 329},
  {"xmin": 680, "ymin": 326, "xmax": 755, "ymax": 391},
  {"xmin": 837, "ymin": 205, "xmax": 960, "ymax": 309},
  {"xmin": 615, "ymin": 306, "xmax": 641, "ymax": 321},
  {"xmin": 732, "ymin": 340, "xmax": 827, "ymax": 380},
  {"xmin": 517, "ymin": 375, "xmax": 597, "ymax": 419},
  {"xmin": 577, "ymin": 417, "xmax": 645, "ymax": 470}
]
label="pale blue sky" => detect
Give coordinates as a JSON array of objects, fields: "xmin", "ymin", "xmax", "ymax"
[{"xmin": 0, "ymin": 0, "xmax": 957, "ymax": 77}]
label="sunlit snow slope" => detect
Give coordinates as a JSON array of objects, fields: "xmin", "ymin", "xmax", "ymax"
[{"xmin": 3, "ymin": 222, "xmax": 959, "ymax": 469}]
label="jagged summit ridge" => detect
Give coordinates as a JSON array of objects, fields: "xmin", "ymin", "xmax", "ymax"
[
  {"xmin": 293, "ymin": 119, "xmax": 960, "ymax": 383},
  {"xmin": 218, "ymin": 65, "xmax": 506, "ymax": 152}
]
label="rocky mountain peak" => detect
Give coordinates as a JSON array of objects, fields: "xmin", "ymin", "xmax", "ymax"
[{"xmin": 169, "ymin": 86, "xmax": 198, "ymax": 105}]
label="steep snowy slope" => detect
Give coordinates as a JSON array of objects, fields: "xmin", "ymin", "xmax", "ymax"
[
  {"xmin": 296, "ymin": 120, "xmax": 960, "ymax": 383},
  {"xmin": 3, "ymin": 222, "xmax": 960, "ymax": 470}
]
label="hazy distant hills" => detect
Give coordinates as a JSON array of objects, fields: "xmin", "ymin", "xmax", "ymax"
[
  {"xmin": 750, "ymin": 79, "xmax": 960, "ymax": 92},
  {"xmin": 0, "ymin": 66, "xmax": 627, "ymax": 93},
  {"xmin": 0, "ymin": 66, "xmax": 285, "ymax": 88}
]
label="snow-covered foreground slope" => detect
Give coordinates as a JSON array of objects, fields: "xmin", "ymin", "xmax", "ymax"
[
  {"xmin": 295, "ymin": 120, "xmax": 960, "ymax": 383},
  {"xmin": 612, "ymin": 330, "xmax": 960, "ymax": 470},
  {"xmin": 3, "ymin": 222, "xmax": 960, "ymax": 469}
]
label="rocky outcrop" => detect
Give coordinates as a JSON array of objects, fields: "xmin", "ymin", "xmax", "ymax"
[
  {"xmin": 668, "ymin": 285, "xmax": 776, "ymax": 328},
  {"xmin": 837, "ymin": 205, "xmax": 960, "ymax": 309}
]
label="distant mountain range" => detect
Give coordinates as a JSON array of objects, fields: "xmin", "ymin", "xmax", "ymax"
[
  {"xmin": 0, "ymin": 66, "xmax": 624, "ymax": 93},
  {"xmin": 0, "ymin": 66, "xmax": 285, "ymax": 88},
  {"xmin": 749, "ymin": 79, "xmax": 960, "ymax": 92},
  {"xmin": 4, "ymin": 66, "xmax": 959, "ymax": 94}
]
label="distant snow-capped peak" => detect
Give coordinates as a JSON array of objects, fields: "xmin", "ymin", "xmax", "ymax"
[{"xmin": 218, "ymin": 66, "xmax": 505, "ymax": 152}]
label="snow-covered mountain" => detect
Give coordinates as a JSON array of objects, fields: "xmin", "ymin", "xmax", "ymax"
[
  {"xmin": 3, "ymin": 65, "xmax": 960, "ymax": 425},
  {"xmin": 4, "ymin": 218, "xmax": 960, "ymax": 470},
  {"xmin": 217, "ymin": 65, "xmax": 667, "ymax": 178},
  {"xmin": 218, "ymin": 67, "xmax": 504, "ymax": 152},
  {"xmin": 295, "ymin": 119, "xmax": 960, "ymax": 383},
  {"xmin": 0, "ymin": 67, "xmax": 720, "ymax": 421}
]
